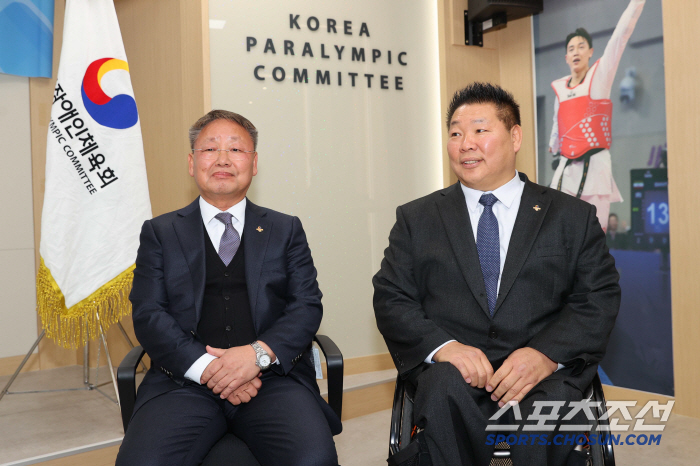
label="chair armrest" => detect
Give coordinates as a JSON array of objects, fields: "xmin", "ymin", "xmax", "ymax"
[
  {"xmin": 117, "ymin": 345, "xmax": 146, "ymax": 432},
  {"xmin": 314, "ymin": 335, "xmax": 343, "ymax": 420}
]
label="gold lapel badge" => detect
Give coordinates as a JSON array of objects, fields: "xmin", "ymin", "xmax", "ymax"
[
  {"xmin": 533, "ymin": 205, "xmax": 541, "ymax": 211},
  {"xmin": 256, "ymin": 226, "xmax": 264, "ymax": 232}
]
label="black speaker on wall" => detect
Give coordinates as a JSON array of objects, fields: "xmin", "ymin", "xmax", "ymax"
[{"xmin": 468, "ymin": 0, "xmax": 543, "ymax": 23}]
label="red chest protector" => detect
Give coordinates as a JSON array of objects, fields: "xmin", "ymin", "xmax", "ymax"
[{"xmin": 552, "ymin": 62, "xmax": 613, "ymax": 159}]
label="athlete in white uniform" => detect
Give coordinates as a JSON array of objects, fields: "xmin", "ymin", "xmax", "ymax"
[{"xmin": 549, "ymin": 0, "xmax": 645, "ymax": 231}]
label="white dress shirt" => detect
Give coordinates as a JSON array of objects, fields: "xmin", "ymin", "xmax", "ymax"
[
  {"xmin": 183, "ymin": 197, "xmax": 247, "ymax": 384},
  {"xmin": 200, "ymin": 196, "xmax": 247, "ymax": 252},
  {"xmin": 461, "ymin": 171, "xmax": 525, "ymax": 291}
]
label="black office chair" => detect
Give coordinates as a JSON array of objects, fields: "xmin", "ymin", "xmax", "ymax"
[
  {"xmin": 389, "ymin": 373, "xmax": 615, "ymax": 466},
  {"xmin": 118, "ymin": 335, "xmax": 343, "ymax": 466}
]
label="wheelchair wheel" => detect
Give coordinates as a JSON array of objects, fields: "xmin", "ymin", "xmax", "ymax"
[{"xmin": 588, "ymin": 439, "xmax": 604, "ymax": 466}]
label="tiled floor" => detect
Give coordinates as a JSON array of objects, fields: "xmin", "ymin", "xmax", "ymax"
[{"xmin": 1, "ymin": 366, "xmax": 699, "ymax": 465}]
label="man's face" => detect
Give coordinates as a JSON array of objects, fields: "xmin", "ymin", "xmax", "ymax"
[
  {"xmin": 608, "ymin": 215, "xmax": 618, "ymax": 232},
  {"xmin": 188, "ymin": 119, "xmax": 258, "ymax": 208},
  {"xmin": 565, "ymin": 36, "xmax": 594, "ymax": 75},
  {"xmin": 447, "ymin": 103, "xmax": 522, "ymax": 192}
]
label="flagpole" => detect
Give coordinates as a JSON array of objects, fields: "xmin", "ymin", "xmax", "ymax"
[
  {"xmin": 96, "ymin": 310, "xmax": 120, "ymax": 406},
  {"xmin": 84, "ymin": 338, "xmax": 90, "ymax": 385}
]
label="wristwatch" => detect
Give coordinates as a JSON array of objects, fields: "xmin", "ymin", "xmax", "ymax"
[{"xmin": 251, "ymin": 341, "xmax": 271, "ymax": 370}]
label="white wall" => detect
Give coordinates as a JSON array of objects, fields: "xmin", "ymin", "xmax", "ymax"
[
  {"xmin": 208, "ymin": 0, "xmax": 444, "ymax": 358},
  {"xmin": 0, "ymin": 73, "xmax": 38, "ymax": 358}
]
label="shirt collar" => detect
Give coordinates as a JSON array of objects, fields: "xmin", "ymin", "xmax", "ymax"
[
  {"xmin": 460, "ymin": 171, "xmax": 523, "ymax": 213},
  {"xmin": 199, "ymin": 196, "xmax": 247, "ymax": 225}
]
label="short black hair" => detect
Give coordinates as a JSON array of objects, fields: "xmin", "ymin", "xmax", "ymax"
[
  {"xmin": 608, "ymin": 213, "xmax": 618, "ymax": 220},
  {"xmin": 446, "ymin": 82, "xmax": 521, "ymax": 130},
  {"xmin": 565, "ymin": 28, "xmax": 592, "ymax": 50}
]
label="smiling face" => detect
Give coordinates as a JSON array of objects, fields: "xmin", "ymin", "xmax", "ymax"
[
  {"xmin": 447, "ymin": 103, "xmax": 522, "ymax": 192},
  {"xmin": 565, "ymin": 36, "xmax": 594, "ymax": 76},
  {"xmin": 188, "ymin": 119, "xmax": 258, "ymax": 210}
]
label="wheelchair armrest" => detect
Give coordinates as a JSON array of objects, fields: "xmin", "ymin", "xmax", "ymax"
[
  {"xmin": 117, "ymin": 345, "xmax": 146, "ymax": 432},
  {"xmin": 590, "ymin": 373, "xmax": 608, "ymax": 428},
  {"xmin": 314, "ymin": 335, "xmax": 343, "ymax": 420},
  {"xmin": 389, "ymin": 374, "xmax": 405, "ymax": 456},
  {"xmin": 590, "ymin": 373, "xmax": 616, "ymax": 466}
]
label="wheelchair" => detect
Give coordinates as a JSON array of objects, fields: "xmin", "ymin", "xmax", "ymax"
[
  {"xmin": 117, "ymin": 335, "xmax": 343, "ymax": 466},
  {"xmin": 389, "ymin": 372, "xmax": 615, "ymax": 466}
]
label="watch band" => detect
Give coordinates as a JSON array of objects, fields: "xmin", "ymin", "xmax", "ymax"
[{"xmin": 251, "ymin": 341, "xmax": 270, "ymax": 369}]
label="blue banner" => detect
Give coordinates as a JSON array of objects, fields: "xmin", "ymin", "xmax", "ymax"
[{"xmin": 0, "ymin": 0, "xmax": 54, "ymax": 77}]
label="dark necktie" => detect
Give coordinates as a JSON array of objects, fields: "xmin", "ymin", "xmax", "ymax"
[
  {"xmin": 477, "ymin": 193, "xmax": 499, "ymax": 316},
  {"xmin": 215, "ymin": 212, "xmax": 240, "ymax": 266}
]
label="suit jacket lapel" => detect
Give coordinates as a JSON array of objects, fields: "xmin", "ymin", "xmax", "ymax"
[
  {"xmin": 172, "ymin": 198, "xmax": 206, "ymax": 326},
  {"xmin": 436, "ymin": 184, "xmax": 491, "ymax": 317},
  {"xmin": 243, "ymin": 200, "xmax": 271, "ymax": 331},
  {"xmin": 494, "ymin": 176, "xmax": 550, "ymax": 314}
]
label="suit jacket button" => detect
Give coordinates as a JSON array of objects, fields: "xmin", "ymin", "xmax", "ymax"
[{"xmin": 489, "ymin": 331, "xmax": 498, "ymax": 339}]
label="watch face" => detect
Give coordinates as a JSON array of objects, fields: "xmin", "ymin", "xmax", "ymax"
[{"xmin": 260, "ymin": 355, "xmax": 271, "ymax": 367}]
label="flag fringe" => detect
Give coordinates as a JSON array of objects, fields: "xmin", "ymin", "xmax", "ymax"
[{"xmin": 36, "ymin": 258, "xmax": 135, "ymax": 348}]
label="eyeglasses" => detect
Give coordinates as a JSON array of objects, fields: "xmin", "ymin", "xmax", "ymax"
[{"xmin": 192, "ymin": 148, "xmax": 256, "ymax": 159}]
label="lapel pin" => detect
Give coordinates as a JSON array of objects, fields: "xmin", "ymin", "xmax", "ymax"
[
  {"xmin": 256, "ymin": 226, "xmax": 264, "ymax": 232},
  {"xmin": 533, "ymin": 205, "xmax": 541, "ymax": 211}
]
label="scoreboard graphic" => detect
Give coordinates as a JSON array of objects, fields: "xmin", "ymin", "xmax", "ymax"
[{"xmin": 630, "ymin": 168, "xmax": 669, "ymax": 250}]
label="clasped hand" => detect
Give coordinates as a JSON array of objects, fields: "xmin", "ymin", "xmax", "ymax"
[
  {"xmin": 200, "ymin": 345, "xmax": 261, "ymax": 405},
  {"xmin": 433, "ymin": 342, "xmax": 557, "ymax": 407}
]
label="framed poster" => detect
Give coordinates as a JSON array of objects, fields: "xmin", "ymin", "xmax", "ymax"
[{"xmin": 534, "ymin": 0, "xmax": 672, "ymax": 395}]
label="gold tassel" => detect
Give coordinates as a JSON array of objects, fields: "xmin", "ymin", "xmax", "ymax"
[{"xmin": 36, "ymin": 257, "xmax": 135, "ymax": 348}]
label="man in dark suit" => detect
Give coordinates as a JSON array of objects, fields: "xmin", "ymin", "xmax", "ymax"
[
  {"xmin": 606, "ymin": 213, "xmax": 628, "ymax": 249},
  {"xmin": 116, "ymin": 110, "xmax": 340, "ymax": 466},
  {"xmin": 373, "ymin": 83, "xmax": 620, "ymax": 466}
]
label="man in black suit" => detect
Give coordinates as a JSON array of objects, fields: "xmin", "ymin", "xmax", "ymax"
[
  {"xmin": 373, "ymin": 83, "xmax": 620, "ymax": 465},
  {"xmin": 606, "ymin": 213, "xmax": 628, "ymax": 249},
  {"xmin": 116, "ymin": 110, "xmax": 340, "ymax": 466}
]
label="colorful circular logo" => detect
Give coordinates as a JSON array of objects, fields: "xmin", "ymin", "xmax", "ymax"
[{"xmin": 81, "ymin": 58, "xmax": 138, "ymax": 129}]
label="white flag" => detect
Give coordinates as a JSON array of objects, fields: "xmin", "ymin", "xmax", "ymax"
[{"xmin": 38, "ymin": 0, "xmax": 151, "ymax": 347}]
